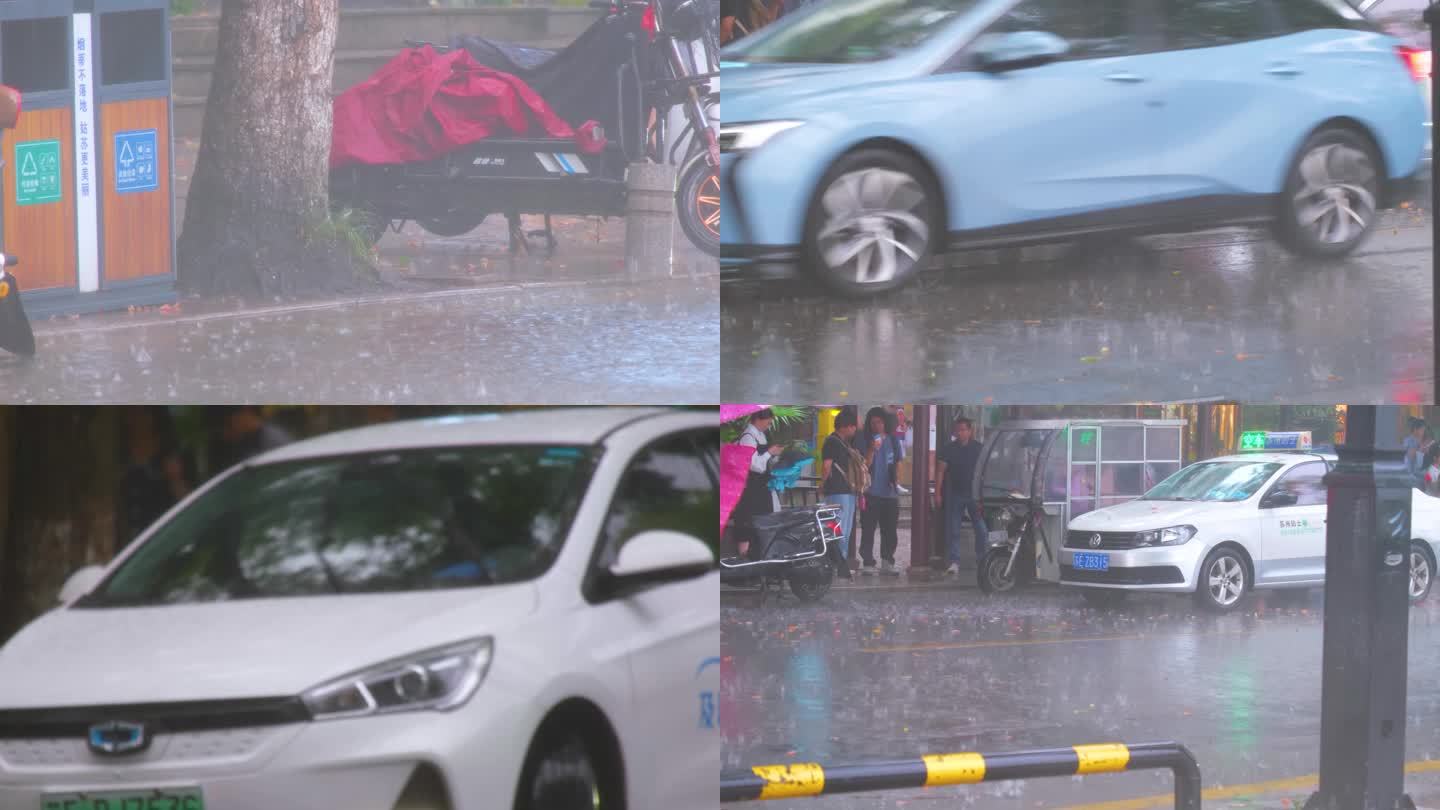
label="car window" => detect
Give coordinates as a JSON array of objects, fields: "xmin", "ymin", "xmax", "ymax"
[
  {"xmin": 1142, "ymin": 460, "xmax": 1284, "ymax": 502},
  {"xmin": 1272, "ymin": 0, "xmax": 1375, "ymax": 32},
  {"xmin": 1159, "ymin": 0, "xmax": 1273, "ymax": 49},
  {"xmin": 1269, "ymin": 461, "xmax": 1329, "ymax": 507},
  {"xmin": 980, "ymin": 0, "xmax": 1137, "ymax": 62},
  {"xmin": 83, "ymin": 446, "xmax": 596, "ymax": 606},
  {"xmin": 721, "ymin": 0, "xmax": 985, "ymax": 64},
  {"xmin": 600, "ymin": 432, "xmax": 720, "ymax": 565}
]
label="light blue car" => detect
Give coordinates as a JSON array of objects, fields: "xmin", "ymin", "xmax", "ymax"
[{"xmin": 720, "ymin": 0, "xmax": 1430, "ymax": 296}]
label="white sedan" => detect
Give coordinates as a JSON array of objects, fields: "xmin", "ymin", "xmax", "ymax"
[
  {"xmin": 0, "ymin": 408, "xmax": 719, "ymax": 810},
  {"xmin": 1064, "ymin": 443, "xmax": 1440, "ymax": 612}
]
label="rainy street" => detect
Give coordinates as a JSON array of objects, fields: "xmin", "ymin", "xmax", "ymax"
[
  {"xmin": 721, "ymin": 208, "xmax": 1435, "ymax": 404},
  {"xmin": 720, "ymin": 585, "xmax": 1440, "ymax": 809},
  {"xmin": 0, "ymin": 249, "xmax": 718, "ymax": 403}
]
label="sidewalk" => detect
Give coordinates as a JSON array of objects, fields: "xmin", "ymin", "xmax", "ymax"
[{"xmin": 837, "ymin": 523, "xmax": 985, "ymax": 592}]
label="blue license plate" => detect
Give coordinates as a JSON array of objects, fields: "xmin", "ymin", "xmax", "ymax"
[{"xmin": 1073, "ymin": 552, "xmax": 1109, "ymax": 571}]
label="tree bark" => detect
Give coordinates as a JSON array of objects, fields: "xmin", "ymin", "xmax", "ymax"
[
  {"xmin": 0, "ymin": 408, "xmax": 119, "ymax": 641},
  {"xmin": 177, "ymin": 0, "xmax": 350, "ymax": 297}
]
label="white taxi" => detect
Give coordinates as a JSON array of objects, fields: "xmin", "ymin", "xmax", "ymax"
[
  {"xmin": 1063, "ymin": 431, "xmax": 1440, "ymax": 612},
  {"xmin": 0, "ymin": 408, "xmax": 719, "ymax": 810}
]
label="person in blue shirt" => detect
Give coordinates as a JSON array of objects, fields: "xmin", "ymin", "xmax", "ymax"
[
  {"xmin": 854, "ymin": 407, "xmax": 903, "ymax": 576},
  {"xmin": 1405, "ymin": 417, "xmax": 1429, "ymax": 490}
]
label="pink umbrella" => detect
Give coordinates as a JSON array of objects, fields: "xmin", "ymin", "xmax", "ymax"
[
  {"xmin": 721, "ymin": 404, "xmax": 765, "ymax": 422},
  {"xmin": 720, "ymin": 404, "xmax": 768, "ymax": 535}
]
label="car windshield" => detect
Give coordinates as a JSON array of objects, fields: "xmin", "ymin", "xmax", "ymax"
[
  {"xmin": 1141, "ymin": 460, "xmax": 1283, "ymax": 502},
  {"xmin": 81, "ymin": 445, "xmax": 595, "ymax": 607},
  {"xmin": 723, "ymin": 0, "xmax": 982, "ymax": 63}
]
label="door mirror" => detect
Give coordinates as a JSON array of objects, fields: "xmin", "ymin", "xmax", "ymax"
[
  {"xmin": 57, "ymin": 565, "xmax": 106, "ymax": 604},
  {"xmin": 1264, "ymin": 490, "xmax": 1299, "ymax": 509},
  {"xmin": 605, "ymin": 530, "xmax": 714, "ymax": 592},
  {"xmin": 972, "ymin": 31, "xmax": 1070, "ymax": 72}
]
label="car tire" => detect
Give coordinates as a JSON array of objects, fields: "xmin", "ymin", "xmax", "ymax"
[
  {"xmin": 1195, "ymin": 547, "xmax": 1250, "ymax": 613},
  {"xmin": 1273, "ymin": 126, "xmax": 1382, "ymax": 259},
  {"xmin": 1410, "ymin": 542, "xmax": 1434, "ymax": 605},
  {"xmin": 516, "ymin": 729, "xmax": 609, "ymax": 810},
  {"xmin": 801, "ymin": 148, "xmax": 942, "ymax": 297},
  {"xmin": 1080, "ymin": 589, "xmax": 1128, "ymax": 608}
]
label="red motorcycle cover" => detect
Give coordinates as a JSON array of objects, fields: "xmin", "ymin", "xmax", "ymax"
[{"xmin": 330, "ymin": 45, "xmax": 605, "ymax": 170}]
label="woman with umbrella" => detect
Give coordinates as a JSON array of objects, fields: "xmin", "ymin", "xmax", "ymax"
[{"xmin": 721, "ymin": 405, "xmax": 785, "ymax": 560}]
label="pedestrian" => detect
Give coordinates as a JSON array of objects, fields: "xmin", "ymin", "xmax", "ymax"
[
  {"xmin": 854, "ymin": 407, "xmax": 903, "ymax": 576},
  {"xmin": 118, "ymin": 407, "xmax": 193, "ymax": 552},
  {"xmin": 731, "ymin": 409, "xmax": 785, "ymax": 560},
  {"xmin": 820, "ymin": 408, "xmax": 865, "ymax": 580},
  {"xmin": 935, "ymin": 415, "xmax": 988, "ymax": 576},
  {"xmin": 1424, "ymin": 443, "xmax": 1440, "ymax": 497},
  {"xmin": 1405, "ymin": 417, "xmax": 1428, "ymax": 490}
]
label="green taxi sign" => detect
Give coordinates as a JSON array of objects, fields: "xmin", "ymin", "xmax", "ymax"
[
  {"xmin": 1240, "ymin": 431, "xmax": 1311, "ymax": 452},
  {"xmin": 1240, "ymin": 431, "xmax": 1268, "ymax": 451}
]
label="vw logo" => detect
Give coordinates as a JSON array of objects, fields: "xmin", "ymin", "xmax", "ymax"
[
  {"xmin": 87, "ymin": 721, "xmax": 149, "ymax": 756},
  {"xmin": 1089, "ymin": 534, "xmax": 1102, "ymax": 548}
]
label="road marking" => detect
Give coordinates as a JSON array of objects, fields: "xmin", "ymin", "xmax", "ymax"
[{"xmin": 1061, "ymin": 759, "xmax": 1440, "ymax": 810}]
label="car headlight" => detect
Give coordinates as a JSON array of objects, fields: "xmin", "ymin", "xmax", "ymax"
[
  {"xmin": 302, "ymin": 637, "xmax": 493, "ymax": 720},
  {"xmin": 719, "ymin": 120, "xmax": 804, "ymax": 153},
  {"xmin": 1134, "ymin": 525, "xmax": 1197, "ymax": 547}
]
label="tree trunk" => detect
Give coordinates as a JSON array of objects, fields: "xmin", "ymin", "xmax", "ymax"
[
  {"xmin": 177, "ymin": 0, "xmax": 349, "ymax": 298},
  {"xmin": 0, "ymin": 408, "xmax": 119, "ymax": 641}
]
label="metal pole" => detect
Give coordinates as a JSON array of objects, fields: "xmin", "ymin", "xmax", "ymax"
[
  {"xmin": 1304, "ymin": 405, "xmax": 1415, "ymax": 810},
  {"xmin": 910, "ymin": 403, "xmax": 933, "ymax": 578}
]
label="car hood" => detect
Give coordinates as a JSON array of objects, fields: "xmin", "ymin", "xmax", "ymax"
[
  {"xmin": 0, "ymin": 585, "xmax": 538, "ymax": 709},
  {"xmin": 720, "ymin": 59, "xmax": 888, "ymax": 123},
  {"xmin": 1069, "ymin": 499, "xmax": 1250, "ymax": 532}
]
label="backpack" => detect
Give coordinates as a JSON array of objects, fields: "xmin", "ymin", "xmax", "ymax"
[{"xmin": 828, "ymin": 433, "xmax": 870, "ymax": 494}]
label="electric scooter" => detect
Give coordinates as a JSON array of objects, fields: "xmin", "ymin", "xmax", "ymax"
[{"xmin": 721, "ymin": 503, "xmax": 845, "ymax": 603}]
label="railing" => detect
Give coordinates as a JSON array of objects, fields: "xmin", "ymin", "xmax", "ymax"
[{"xmin": 720, "ymin": 741, "xmax": 1201, "ymax": 810}]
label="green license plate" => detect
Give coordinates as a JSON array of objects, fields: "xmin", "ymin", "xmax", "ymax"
[{"xmin": 41, "ymin": 787, "xmax": 203, "ymax": 810}]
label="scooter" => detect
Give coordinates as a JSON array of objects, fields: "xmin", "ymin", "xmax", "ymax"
[
  {"xmin": 0, "ymin": 252, "xmax": 34, "ymax": 357},
  {"xmin": 721, "ymin": 503, "xmax": 844, "ymax": 603},
  {"xmin": 977, "ymin": 492, "xmax": 1053, "ymax": 594}
]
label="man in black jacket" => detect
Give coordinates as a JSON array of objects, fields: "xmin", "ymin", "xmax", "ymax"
[{"xmin": 935, "ymin": 416, "xmax": 987, "ymax": 576}]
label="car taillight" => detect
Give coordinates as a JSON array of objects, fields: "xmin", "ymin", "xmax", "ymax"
[
  {"xmin": 1400, "ymin": 45, "xmax": 1431, "ymax": 82},
  {"xmin": 641, "ymin": 6, "xmax": 657, "ymax": 41}
]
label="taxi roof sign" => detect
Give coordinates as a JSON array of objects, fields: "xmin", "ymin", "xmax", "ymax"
[{"xmin": 1239, "ymin": 430, "xmax": 1312, "ymax": 452}]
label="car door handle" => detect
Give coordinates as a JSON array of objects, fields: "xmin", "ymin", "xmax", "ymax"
[
  {"xmin": 1104, "ymin": 71, "xmax": 1145, "ymax": 83},
  {"xmin": 1266, "ymin": 62, "xmax": 1302, "ymax": 76}
]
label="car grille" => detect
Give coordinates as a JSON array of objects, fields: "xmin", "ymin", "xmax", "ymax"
[
  {"xmin": 1061, "ymin": 565, "xmax": 1185, "ymax": 586},
  {"xmin": 1066, "ymin": 530, "xmax": 1141, "ymax": 550},
  {"xmin": 0, "ymin": 726, "xmax": 286, "ymax": 768}
]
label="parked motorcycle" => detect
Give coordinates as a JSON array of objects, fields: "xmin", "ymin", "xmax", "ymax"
[
  {"xmin": 977, "ymin": 492, "xmax": 1053, "ymax": 594},
  {"xmin": 721, "ymin": 504, "xmax": 844, "ymax": 603}
]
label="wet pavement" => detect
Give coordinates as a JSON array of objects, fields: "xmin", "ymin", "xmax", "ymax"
[
  {"xmin": 720, "ymin": 586, "xmax": 1440, "ymax": 809},
  {"xmin": 2, "ymin": 253, "xmax": 718, "ymax": 403},
  {"xmin": 721, "ymin": 209, "xmax": 1435, "ymax": 404}
]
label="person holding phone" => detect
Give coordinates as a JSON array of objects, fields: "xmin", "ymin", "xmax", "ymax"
[
  {"xmin": 732, "ymin": 409, "xmax": 784, "ymax": 559},
  {"xmin": 854, "ymin": 407, "xmax": 903, "ymax": 576}
]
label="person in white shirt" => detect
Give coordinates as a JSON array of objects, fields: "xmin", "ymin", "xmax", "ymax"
[{"xmin": 732, "ymin": 409, "xmax": 783, "ymax": 559}]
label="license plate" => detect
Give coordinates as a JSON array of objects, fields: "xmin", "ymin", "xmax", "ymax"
[
  {"xmin": 42, "ymin": 787, "xmax": 203, "ymax": 810},
  {"xmin": 1073, "ymin": 552, "xmax": 1109, "ymax": 571}
]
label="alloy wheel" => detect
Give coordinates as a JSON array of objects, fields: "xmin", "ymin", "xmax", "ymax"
[
  {"xmin": 1207, "ymin": 555, "xmax": 1245, "ymax": 607},
  {"xmin": 1411, "ymin": 549, "xmax": 1432, "ymax": 601},
  {"xmin": 816, "ymin": 167, "xmax": 931, "ymax": 285},
  {"xmin": 696, "ymin": 172, "xmax": 720, "ymax": 240},
  {"xmin": 1292, "ymin": 142, "xmax": 1377, "ymax": 246}
]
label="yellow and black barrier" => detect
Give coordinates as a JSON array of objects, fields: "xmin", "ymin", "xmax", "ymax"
[{"xmin": 720, "ymin": 741, "xmax": 1201, "ymax": 810}]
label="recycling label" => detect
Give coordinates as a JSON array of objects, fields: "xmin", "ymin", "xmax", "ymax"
[
  {"xmin": 114, "ymin": 129, "xmax": 158, "ymax": 194},
  {"xmin": 15, "ymin": 140, "xmax": 62, "ymax": 206}
]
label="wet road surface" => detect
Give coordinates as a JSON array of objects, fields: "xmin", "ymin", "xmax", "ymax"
[
  {"xmin": 2, "ymin": 255, "xmax": 718, "ymax": 404},
  {"xmin": 720, "ymin": 586, "xmax": 1440, "ymax": 809},
  {"xmin": 721, "ymin": 210, "xmax": 1434, "ymax": 403}
]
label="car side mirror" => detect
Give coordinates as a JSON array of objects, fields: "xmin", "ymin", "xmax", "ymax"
[
  {"xmin": 972, "ymin": 31, "xmax": 1070, "ymax": 73},
  {"xmin": 58, "ymin": 565, "xmax": 106, "ymax": 604},
  {"xmin": 1264, "ymin": 490, "xmax": 1299, "ymax": 508},
  {"xmin": 604, "ymin": 530, "xmax": 714, "ymax": 594}
]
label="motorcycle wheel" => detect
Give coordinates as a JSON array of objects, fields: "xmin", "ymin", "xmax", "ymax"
[
  {"xmin": 418, "ymin": 211, "xmax": 488, "ymax": 238},
  {"xmin": 788, "ymin": 562, "xmax": 834, "ymax": 603},
  {"xmin": 677, "ymin": 152, "xmax": 720, "ymax": 256},
  {"xmin": 978, "ymin": 548, "xmax": 1017, "ymax": 594}
]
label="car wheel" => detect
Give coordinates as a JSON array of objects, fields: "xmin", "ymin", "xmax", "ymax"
[
  {"xmin": 1195, "ymin": 547, "xmax": 1249, "ymax": 613},
  {"xmin": 1274, "ymin": 127, "xmax": 1381, "ymax": 259},
  {"xmin": 1410, "ymin": 542, "xmax": 1434, "ymax": 605},
  {"xmin": 802, "ymin": 148, "xmax": 941, "ymax": 297},
  {"xmin": 1080, "ymin": 589, "xmax": 1128, "ymax": 608},
  {"xmin": 517, "ymin": 731, "xmax": 606, "ymax": 810}
]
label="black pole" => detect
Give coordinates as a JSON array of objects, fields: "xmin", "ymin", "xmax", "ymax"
[
  {"xmin": 1427, "ymin": 2, "xmax": 1440, "ymax": 400},
  {"xmin": 1305, "ymin": 405, "xmax": 1414, "ymax": 810}
]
